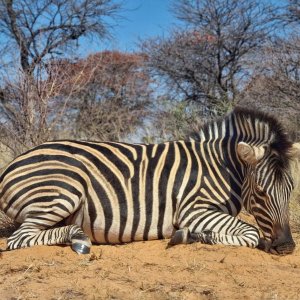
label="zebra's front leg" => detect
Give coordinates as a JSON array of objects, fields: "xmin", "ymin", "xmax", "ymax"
[
  {"xmin": 7, "ymin": 222, "xmax": 92, "ymax": 254},
  {"xmin": 168, "ymin": 210, "xmax": 260, "ymax": 249}
]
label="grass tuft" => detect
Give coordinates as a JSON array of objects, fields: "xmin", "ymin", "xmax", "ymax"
[{"xmin": 0, "ymin": 210, "xmax": 18, "ymax": 238}]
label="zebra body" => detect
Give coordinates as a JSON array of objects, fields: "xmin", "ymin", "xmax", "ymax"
[
  {"xmin": 2, "ymin": 140, "xmax": 225, "ymax": 244},
  {"xmin": 0, "ymin": 108, "xmax": 297, "ymax": 254}
]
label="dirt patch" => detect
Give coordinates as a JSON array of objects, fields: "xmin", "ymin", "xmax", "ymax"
[{"xmin": 1, "ymin": 233, "xmax": 300, "ymax": 300}]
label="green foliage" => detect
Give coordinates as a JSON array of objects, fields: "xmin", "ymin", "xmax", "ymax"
[{"xmin": 142, "ymin": 99, "xmax": 204, "ymax": 143}]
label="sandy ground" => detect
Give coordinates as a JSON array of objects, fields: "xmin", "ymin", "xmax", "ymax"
[{"xmin": 1, "ymin": 227, "xmax": 300, "ymax": 300}]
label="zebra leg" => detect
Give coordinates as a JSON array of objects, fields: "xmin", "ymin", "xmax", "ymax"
[
  {"xmin": 168, "ymin": 210, "xmax": 260, "ymax": 248},
  {"xmin": 6, "ymin": 195, "xmax": 91, "ymax": 254},
  {"xmin": 6, "ymin": 222, "xmax": 92, "ymax": 254}
]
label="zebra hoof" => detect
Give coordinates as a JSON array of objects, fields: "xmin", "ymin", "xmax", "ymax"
[
  {"xmin": 167, "ymin": 227, "xmax": 190, "ymax": 248},
  {"xmin": 257, "ymin": 238, "xmax": 271, "ymax": 252},
  {"xmin": 72, "ymin": 243, "xmax": 91, "ymax": 254}
]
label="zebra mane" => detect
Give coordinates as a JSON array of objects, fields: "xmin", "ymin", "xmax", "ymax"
[{"xmin": 190, "ymin": 106, "xmax": 292, "ymax": 169}]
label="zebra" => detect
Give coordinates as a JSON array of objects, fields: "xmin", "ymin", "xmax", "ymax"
[{"xmin": 0, "ymin": 107, "xmax": 298, "ymax": 255}]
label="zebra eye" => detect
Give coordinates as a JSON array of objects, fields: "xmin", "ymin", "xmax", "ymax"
[
  {"xmin": 255, "ymin": 185, "xmax": 266, "ymax": 196},
  {"xmin": 256, "ymin": 185, "xmax": 263, "ymax": 191}
]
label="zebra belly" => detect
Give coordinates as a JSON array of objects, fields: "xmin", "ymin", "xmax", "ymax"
[
  {"xmin": 69, "ymin": 208, "xmax": 175, "ymax": 244},
  {"xmin": 91, "ymin": 226, "xmax": 174, "ymax": 244},
  {"xmin": 86, "ymin": 222, "xmax": 175, "ymax": 244}
]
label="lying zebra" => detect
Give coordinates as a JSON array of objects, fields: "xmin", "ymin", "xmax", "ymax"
[{"xmin": 0, "ymin": 107, "xmax": 298, "ymax": 255}]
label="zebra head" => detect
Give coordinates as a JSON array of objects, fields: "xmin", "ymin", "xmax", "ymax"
[{"xmin": 237, "ymin": 142, "xmax": 296, "ymax": 255}]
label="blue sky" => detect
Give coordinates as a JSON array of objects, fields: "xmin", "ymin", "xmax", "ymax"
[
  {"xmin": 81, "ymin": 0, "xmax": 178, "ymax": 53},
  {"xmin": 78, "ymin": 0, "xmax": 287, "ymax": 55},
  {"xmin": 113, "ymin": 0, "xmax": 177, "ymax": 51}
]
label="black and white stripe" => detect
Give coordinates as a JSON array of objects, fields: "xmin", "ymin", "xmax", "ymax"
[{"xmin": 0, "ymin": 107, "xmax": 296, "ymax": 254}]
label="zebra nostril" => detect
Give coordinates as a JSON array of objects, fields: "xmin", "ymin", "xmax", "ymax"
[
  {"xmin": 270, "ymin": 222, "xmax": 295, "ymax": 255},
  {"xmin": 270, "ymin": 240, "xmax": 296, "ymax": 255}
]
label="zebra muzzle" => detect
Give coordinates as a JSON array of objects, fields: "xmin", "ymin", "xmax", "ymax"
[
  {"xmin": 269, "ymin": 223, "xmax": 296, "ymax": 255},
  {"xmin": 258, "ymin": 237, "xmax": 295, "ymax": 255},
  {"xmin": 269, "ymin": 239, "xmax": 296, "ymax": 255}
]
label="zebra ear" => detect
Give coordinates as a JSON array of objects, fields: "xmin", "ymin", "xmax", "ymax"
[
  {"xmin": 289, "ymin": 143, "xmax": 300, "ymax": 159},
  {"xmin": 237, "ymin": 142, "xmax": 265, "ymax": 165}
]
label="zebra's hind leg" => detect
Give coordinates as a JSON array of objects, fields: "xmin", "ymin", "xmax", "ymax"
[{"xmin": 7, "ymin": 222, "xmax": 92, "ymax": 254}]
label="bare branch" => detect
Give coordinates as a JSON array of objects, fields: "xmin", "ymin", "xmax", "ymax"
[
  {"xmin": 54, "ymin": 51, "xmax": 152, "ymax": 141},
  {"xmin": 0, "ymin": 0, "xmax": 122, "ymax": 74},
  {"xmin": 142, "ymin": 0, "xmax": 278, "ymax": 116},
  {"xmin": 238, "ymin": 35, "xmax": 300, "ymax": 139}
]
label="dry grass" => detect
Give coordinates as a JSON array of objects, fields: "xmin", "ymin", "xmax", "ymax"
[
  {"xmin": 0, "ymin": 211, "xmax": 18, "ymax": 238},
  {"xmin": 289, "ymin": 151, "xmax": 300, "ymax": 232}
]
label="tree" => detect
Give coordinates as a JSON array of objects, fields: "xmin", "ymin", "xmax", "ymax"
[
  {"xmin": 50, "ymin": 51, "xmax": 152, "ymax": 141},
  {"xmin": 0, "ymin": 0, "xmax": 121, "ymax": 75},
  {"xmin": 237, "ymin": 0, "xmax": 300, "ymax": 139},
  {"xmin": 238, "ymin": 35, "xmax": 300, "ymax": 140},
  {"xmin": 142, "ymin": 0, "xmax": 277, "ymax": 116},
  {"xmin": 142, "ymin": 31, "xmax": 225, "ymax": 115},
  {"xmin": 280, "ymin": 0, "xmax": 300, "ymax": 25},
  {"xmin": 142, "ymin": 98, "xmax": 203, "ymax": 143},
  {"xmin": 0, "ymin": 57, "xmax": 94, "ymax": 155},
  {"xmin": 0, "ymin": 0, "xmax": 122, "ymax": 156}
]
